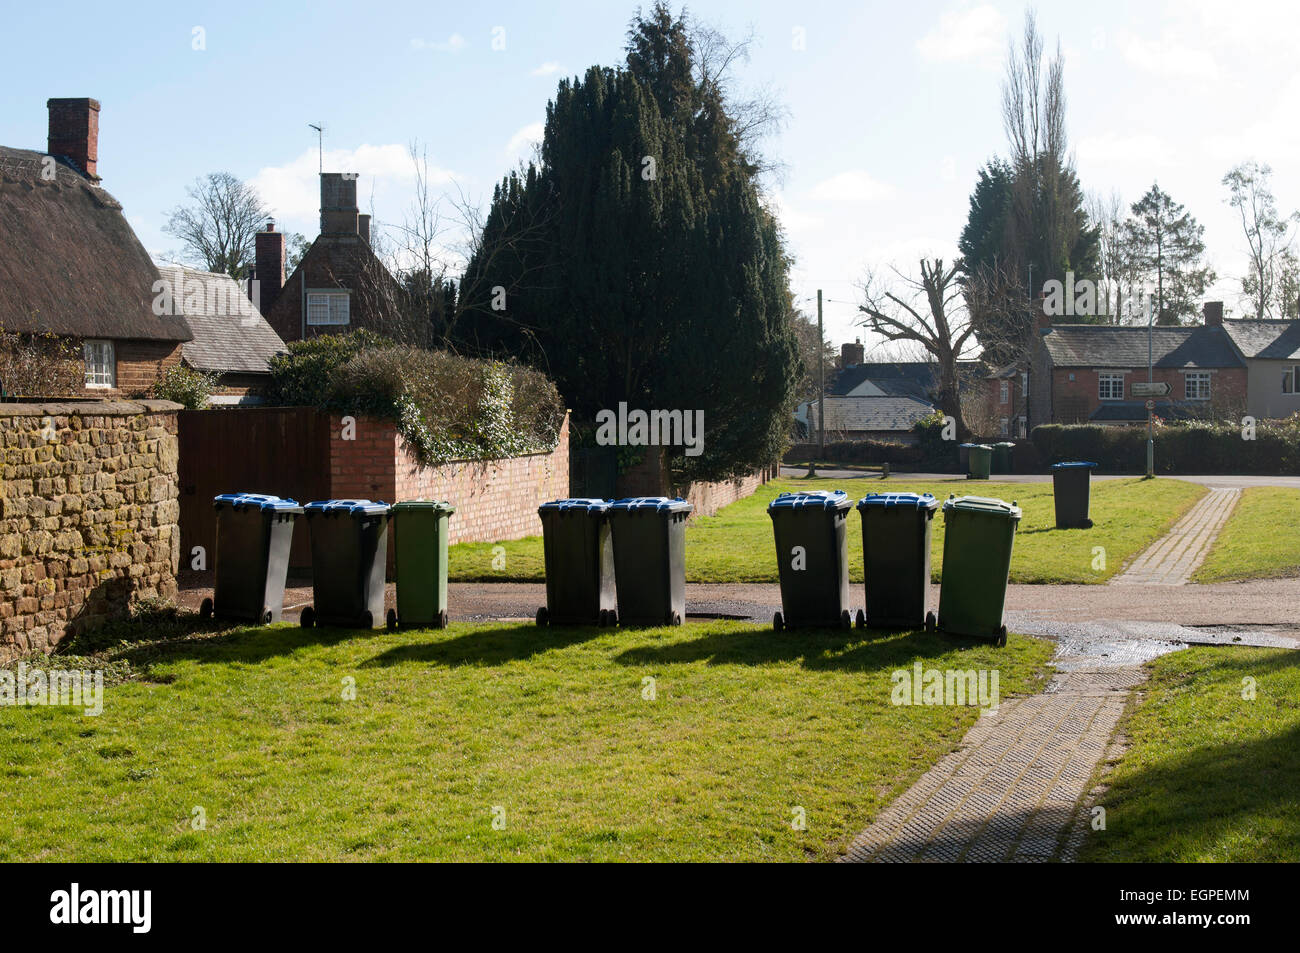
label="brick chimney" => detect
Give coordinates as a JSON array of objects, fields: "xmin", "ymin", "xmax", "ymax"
[
  {"xmin": 47, "ymin": 97, "xmax": 100, "ymax": 182},
  {"xmin": 840, "ymin": 339, "xmax": 864, "ymax": 368},
  {"xmin": 320, "ymin": 172, "xmax": 359, "ymax": 235},
  {"xmin": 1036, "ymin": 291, "xmax": 1051, "ymax": 331},
  {"xmin": 253, "ymin": 219, "xmax": 285, "ymax": 313},
  {"xmin": 1203, "ymin": 300, "xmax": 1224, "ymax": 327},
  {"xmin": 358, "ymin": 214, "xmax": 371, "ymax": 244}
]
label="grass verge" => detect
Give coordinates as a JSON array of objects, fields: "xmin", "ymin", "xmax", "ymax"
[{"xmin": 1193, "ymin": 487, "xmax": 1300, "ymax": 583}]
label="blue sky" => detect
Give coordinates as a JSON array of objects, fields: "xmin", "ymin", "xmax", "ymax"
[{"xmin": 3, "ymin": 0, "xmax": 1297, "ymax": 351}]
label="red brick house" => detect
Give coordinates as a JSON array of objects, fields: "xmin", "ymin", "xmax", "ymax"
[
  {"xmin": 259, "ymin": 173, "xmax": 413, "ymax": 344},
  {"xmin": 985, "ymin": 363, "xmax": 1027, "ymax": 437},
  {"xmin": 1029, "ymin": 302, "xmax": 1248, "ymax": 425},
  {"xmin": 0, "ymin": 98, "xmax": 192, "ymax": 397}
]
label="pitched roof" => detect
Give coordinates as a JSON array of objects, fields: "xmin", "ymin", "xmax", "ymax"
[
  {"xmin": 830, "ymin": 360, "xmax": 983, "ymax": 397},
  {"xmin": 0, "ymin": 146, "xmax": 191, "ymax": 342},
  {"xmin": 154, "ymin": 264, "xmax": 287, "ymax": 375},
  {"xmin": 1221, "ymin": 320, "xmax": 1300, "ymax": 361},
  {"xmin": 1040, "ymin": 324, "xmax": 1242, "ymax": 369},
  {"xmin": 806, "ymin": 395, "xmax": 935, "ymax": 432}
]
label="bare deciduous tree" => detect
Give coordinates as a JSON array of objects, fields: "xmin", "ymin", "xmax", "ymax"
[
  {"xmin": 1223, "ymin": 161, "xmax": 1300, "ymax": 319},
  {"xmin": 163, "ymin": 172, "xmax": 269, "ymax": 279}
]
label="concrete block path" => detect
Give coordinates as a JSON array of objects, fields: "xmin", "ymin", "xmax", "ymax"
[{"xmin": 1111, "ymin": 487, "xmax": 1240, "ymax": 586}]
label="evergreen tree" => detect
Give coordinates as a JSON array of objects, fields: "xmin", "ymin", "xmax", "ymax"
[{"xmin": 1123, "ymin": 183, "xmax": 1215, "ymax": 325}]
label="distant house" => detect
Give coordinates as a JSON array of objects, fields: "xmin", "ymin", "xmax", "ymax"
[
  {"xmin": 985, "ymin": 363, "xmax": 1027, "ymax": 438},
  {"xmin": 259, "ymin": 173, "xmax": 410, "ymax": 344},
  {"xmin": 0, "ymin": 98, "xmax": 191, "ymax": 397},
  {"xmin": 1218, "ymin": 307, "xmax": 1300, "ymax": 420},
  {"xmin": 152, "ymin": 263, "xmax": 287, "ymax": 403},
  {"xmin": 1029, "ymin": 302, "xmax": 1247, "ymax": 425}
]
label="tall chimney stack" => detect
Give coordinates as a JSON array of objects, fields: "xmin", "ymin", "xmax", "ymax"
[
  {"xmin": 840, "ymin": 340, "xmax": 864, "ymax": 368},
  {"xmin": 358, "ymin": 213, "xmax": 371, "ymax": 244},
  {"xmin": 1203, "ymin": 301, "xmax": 1224, "ymax": 327},
  {"xmin": 47, "ymin": 97, "xmax": 101, "ymax": 182},
  {"xmin": 253, "ymin": 219, "xmax": 285, "ymax": 313},
  {"xmin": 320, "ymin": 172, "xmax": 359, "ymax": 235}
]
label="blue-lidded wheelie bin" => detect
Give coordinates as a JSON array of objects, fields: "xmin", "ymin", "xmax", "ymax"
[
  {"xmin": 537, "ymin": 498, "xmax": 617, "ymax": 627},
  {"xmin": 767, "ymin": 490, "xmax": 854, "ymax": 630},
  {"xmin": 204, "ymin": 493, "xmax": 302, "ymax": 624},
  {"xmin": 300, "ymin": 499, "xmax": 390, "ymax": 629},
  {"xmin": 608, "ymin": 496, "xmax": 692, "ymax": 626},
  {"xmin": 856, "ymin": 492, "xmax": 938, "ymax": 629}
]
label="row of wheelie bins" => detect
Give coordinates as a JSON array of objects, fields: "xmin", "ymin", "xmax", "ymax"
[
  {"xmin": 203, "ymin": 495, "xmax": 454, "ymax": 632},
  {"xmin": 768, "ymin": 489, "xmax": 1020, "ymax": 646}
]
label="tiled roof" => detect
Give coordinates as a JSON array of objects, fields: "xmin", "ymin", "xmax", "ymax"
[
  {"xmin": 154, "ymin": 264, "xmax": 287, "ymax": 374},
  {"xmin": 1221, "ymin": 320, "xmax": 1300, "ymax": 360},
  {"xmin": 806, "ymin": 395, "xmax": 935, "ymax": 432},
  {"xmin": 830, "ymin": 360, "xmax": 983, "ymax": 397},
  {"xmin": 1040, "ymin": 324, "xmax": 1243, "ymax": 369}
]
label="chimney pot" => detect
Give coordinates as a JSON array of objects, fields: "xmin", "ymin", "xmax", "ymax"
[{"xmin": 46, "ymin": 97, "xmax": 101, "ymax": 182}]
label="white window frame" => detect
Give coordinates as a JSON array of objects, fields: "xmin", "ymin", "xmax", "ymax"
[
  {"xmin": 306, "ymin": 291, "xmax": 350, "ymax": 326},
  {"xmin": 1098, "ymin": 373, "xmax": 1124, "ymax": 401},
  {"xmin": 999, "ymin": 380, "xmax": 1009, "ymax": 404},
  {"xmin": 999, "ymin": 416, "xmax": 1009, "ymax": 436},
  {"xmin": 1284, "ymin": 365, "xmax": 1299, "ymax": 395},
  {"xmin": 1185, "ymin": 371, "xmax": 1211, "ymax": 401},
  {"xmin": 83, "ymin": 339, "xmax": 115, "ymax": 389}
]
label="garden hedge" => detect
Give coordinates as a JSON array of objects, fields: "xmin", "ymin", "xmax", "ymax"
[{"xmin": 1031, "ymin": 420, "xmax": 1300, "ymax": 474}]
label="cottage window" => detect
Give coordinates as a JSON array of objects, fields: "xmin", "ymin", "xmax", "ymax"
[
  {"xmin": 1185, "ymin": 372, "xmax": 1211, "ymax": 401},
  {"xmin": 307, "ymin": 292, "xmax": 350, "ymax": 326},
  {"xmin": 1098, "ymin": 374, "xmax": 1124, "ymax": 401},
  {"xmin": 83, "ymin": 339, "xmax": 115, "ymax": 389},
  {"xmin": 999, "ymin": 380, "xmax": 1009, "ymax": 404},
  {"xmin": 999, "ymin": 417, "xmax": 1009, "ymax": 436},
  {"xmin": 1284, "ymin": 367, "xmax": 1298, "ymax": 394}
]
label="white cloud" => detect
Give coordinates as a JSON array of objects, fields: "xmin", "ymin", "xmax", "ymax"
[
  {"xmin": 1076, "ymin": 131, "xmax": 1173, "ymax": 169},
  {"xmin": 916, "ymin": 3, "xmax": 1005, "ymax": 64},
  {"xmin": 1115, "ymin": 29, "xmax": 1218, "ymax": 81},
  {"xmin": 411, "ymin": 33, "xmax": 467, "ymax": 53},
  {"xmin": 531, "ymin": 61, "xmax": 563, "ymax": 76},
  {"xmin": 807, "ymin": 169, "xmax": 893, "ymax": 203},
  {"xmin": 504, "ymin": 122, "xmax": 545, "ymax": 157}
]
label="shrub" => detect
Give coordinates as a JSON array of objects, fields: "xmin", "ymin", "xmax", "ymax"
[
  {"xmin": 0, "ymin": 330, "xmax": 82, "ymax": 398},
  {"xmin": 150, "ymin": 365, "xmax": 221, "ymax": 409},
  {"xmin": 1031, "ymin": 417, "xmax": 1300, "ymax": 474}
]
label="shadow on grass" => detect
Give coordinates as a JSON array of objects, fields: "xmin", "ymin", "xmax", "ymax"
[
  {"xmin": 117, "ymin": 623, "xmax": 361, "ymax": 668},
  {"xmin": 362, "ymin": 624, "xmax": 608, "ymax": 669},
  {"xmin": 613, "ymin": 626, "xmax": 988, "ymax": 673}
]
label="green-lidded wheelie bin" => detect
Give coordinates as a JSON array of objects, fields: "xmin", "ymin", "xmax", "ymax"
[
  {"xmin": 300, "ymin": 499, "xmax": 390, "ymax": 630},
  {"xmin": 204, "ymin": 493, "xmax": 303, "ymax": 625},
  {"xmin": 767, "ymin": 490, "xmax": 853, "ymax": 631},
  {"xmin": 1050, "ymin": 461, "xmax": 1097, "ymax": 529},
  {"xmin": 856, "ymin": 492, "xmax": 938, "ymax": 629},
  {"xmin": 992, "ymin": 441, "xmax": 1016, "ymax": 474},
  {"xmin": 934, "ymin": 495, "xmax": 1021, "ymax": 646},
  {"xmin": 608, "ymin": 496, "xmax": 692, "ymax": 626},
  {"xmin": 537, "ymin": 498, "xmax": 617, "ymax": 627},
  {"xmin": 966, "ymin": 444, "xmax": 993, "ymax": 480},
  {"xmin": 388, "ymin": 500, "xmax": 455, "ymax": 630},
  {"xmin": 958, "ymin": 442, "xmax": 975, "ymax": 472}
]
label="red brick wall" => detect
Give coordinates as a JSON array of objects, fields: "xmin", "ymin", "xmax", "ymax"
[
  {"xmin": 617, "ymin": 447, "xmax": 773, "ymax": 518},
  {"xmin": 79, "ymin": 340, "xmax": 183, "ymax": 399},
  {"xmin": 1052, "ymin": 367, "xmax": 1248, "ymax": 422}
]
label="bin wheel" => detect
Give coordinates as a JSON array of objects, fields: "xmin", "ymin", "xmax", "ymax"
[
  {"xmin": 1082, "ymin": 518, "xmax": 1094, "ymax": 529},
  {"xmin": 536, "ymin": 607, "xmax": 549, "ymax": 627},
  {"xmin": 438, "ymin": 609, "xmax": 449, "ymax": 629},
  {"xmin": 925, "ymin": 611, "xmax": 937, "ymax": 635},
  {"xmin": 855, "ymin": 609, "xmax": 866, "ymax": 629},
  {"xmin": 359, "ymin": 610, "xmax": 373, "ymax": 630},
  {"xmin": 598, "ymin": 609, "xmax": 610, "ymax": 627},
  {"xmin": 300, "ymin": 606, "xmax": 315, "ymax": 629},
  {"xmin": 995, "ymin": 625, "xmax": 1008, "ymax": 648},
  {"xmin": 386, "ymin": 609, "xmax": 398, "ymax": 631},
  {"xmin": 672, "ymin": 611, "xmax": 682, "ymax": 627},
  {"xmin": 839, "ymin": 610, "xmax": 852, "ymax": 630},
  {"xmin": 199, "ymin": 597, "xmax": 213, "ymax": 620},
  {"xmin": 261, "ymin": 607, "xmax": 273, "ymax": 626},
  {"xmin": 608, "ymin": 610, "xmax": 618, "ymax": 627},
  {"xmin": 773, "ymin": 611, "xmax": 784, "ymax": 632}
]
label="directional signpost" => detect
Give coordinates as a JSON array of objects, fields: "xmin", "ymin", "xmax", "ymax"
[{"xmin": 1131, "ymin": 381, "xmax": 1171, "ymax": 398}]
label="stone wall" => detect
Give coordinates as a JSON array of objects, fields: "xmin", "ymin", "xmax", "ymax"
[{"xmin": 0, "ymin": 399, "xmax": 181, "ymax": 659}]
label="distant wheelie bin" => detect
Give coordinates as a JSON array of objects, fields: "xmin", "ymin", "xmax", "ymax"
[
  {"xmin": 856, "ymin": 492, "xmax": 938, "ymax": 629},
  {"xmin": 536, "ymin": 498, "xmax": 617, "ymax": 627},
  {"xmin": 608, "ymin": 496, "xmax": 692, "ymax": 626},
  {"xmin": 388, "ymin": 500, "xmax": 455, "ymax": 630},
  {"xmin": 934, "ymin": 495, "xmax": 1021, "ymax": 646},
  {"xmin": 1050, "ymin": 461, "xmax": 1097, "ymax": 529},
  {"xmin": 300, "ymin": 499, "xmax": 391, "ymax": 629},
  {"xmin": 767, "ymin": 490, "xmax": 853, "ymax": 630},
  {"xmin": 992, "ymin": 441, "xmax": 1016, "ymax": 474},
  {"xmin": 204, "ymin": 493, "xmax": 302, "ymax": 624},
  {"xmin": 966, "ymin": 444, "xmax": 993, "ymax": 480}
]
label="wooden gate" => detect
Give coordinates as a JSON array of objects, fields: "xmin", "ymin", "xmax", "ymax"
[{"xmin": 178, "ymin": 407, "xmax": 331, "ymax": 571}]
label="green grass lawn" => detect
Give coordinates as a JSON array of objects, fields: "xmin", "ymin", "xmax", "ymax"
[
  {"xmin": 451, "ymin": 476, "xmax": 1206, "ymax": 585},
  {"xmin": 1078, "ymin": 645, "xmax": 1300, "ymax": 862},
  {"xmin": 0, "ymin": 620, "xmax": 1052, "ymax": 862},
  {"xmin": 1194, "ymin": 487, "xmax": 1300, "ymax": 583}
]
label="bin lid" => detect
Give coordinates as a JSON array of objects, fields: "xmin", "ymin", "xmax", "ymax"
[
  {"xmin": 609, "ymin": 496, "xmax": 693, "ymax": 514},
  {"xmin": 1051, "ymin": 461, "xmax": 1097, "ymax": 469},
  {"xmin": 390, "ymin": 499, "xmax": 456, "ymax": 513},
  {"xmin": 857, "ymin": 492, "xmax": 938, "ymax": 511},
  {"xmin": 213, "ymin": 492, "xmax": 302, "ymax": 512},
  {"xmin": 958, "ymin": 443, "xmax": 979, "ymax": 449},
  {"xmin": 768, "ymin": 490, "xmax": 851, "ymax": 512},
  {"xmin": 538, "ymin": 498, "xmax": 611, "ymax": 514},
  {"xmin": 303, "ymin": 499, "xmax": 390, "ymax": 515},
  {"xmin": 994, "ymin": 442, "xmax": 1017, "ymax": 448},
  {"xmin": 942, "ymin": 494, "xmax": 1022, "ymax": 520},
  {"xmin": 968, "ymin": 444, "xmax": 994, "ymax": 451}
]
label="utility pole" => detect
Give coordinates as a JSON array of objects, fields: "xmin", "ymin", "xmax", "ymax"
[
  {"xmin": 818, "ymin": 288, "xmax": 825, "ymax": 461},
  {"xmin": 1146, "ymin": 295, "xmax": 1155, "ymax": 478}
]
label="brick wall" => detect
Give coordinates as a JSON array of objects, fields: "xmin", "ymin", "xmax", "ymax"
[
  {"xmin": 81, "ymin": 339, "xmax": 183, "ymax": 399},
  {"xmin": 328, "ymin": 412, "xmax": 570, "ymax": 545},
  {"xmin": 0, "ymin": 399, "xmax": 181, "ymax": 659},
  {"xmin": 616, "ymin": 447, "xmax": 772, "ymax": 518},
  {"xmin": 1051, "ymin": 367, "xmax": 1248, "ymax": 423}
]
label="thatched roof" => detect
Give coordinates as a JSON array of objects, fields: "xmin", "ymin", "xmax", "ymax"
[
  {"xmin": 0, "ymin": 146, "xmax": 191, "ymax": 343},
  {"xmin": 154, "ymin": 264, "xmax": 287, "ymax": 374}
]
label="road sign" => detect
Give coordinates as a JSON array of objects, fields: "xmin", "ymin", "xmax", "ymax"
[
  {"xmin": 1131, "ymin": 381, "xmax": 1170, "ymax": 397},
  {"xmin": 1145, "ymin": 399, "xmax": 1155, "ymax": 411}
]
